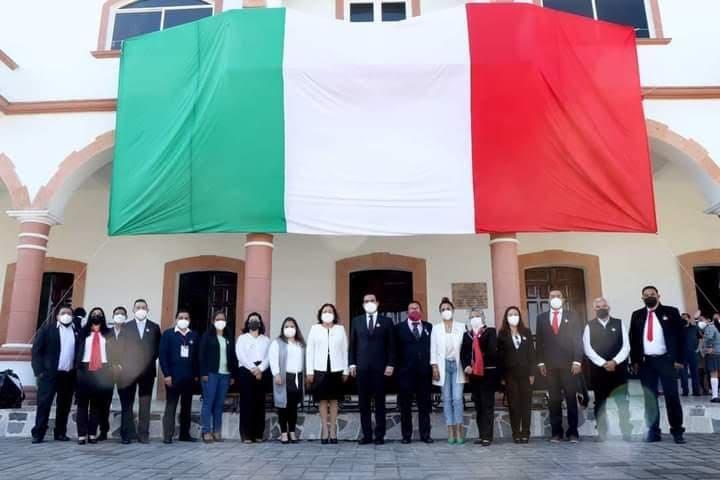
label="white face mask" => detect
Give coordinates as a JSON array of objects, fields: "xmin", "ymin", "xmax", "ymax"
[
  {"xmin": 550, "ymin": 297, "xmax": 563, "ymax": 310},
  {"xmin": 58, "ymin": 314, "xmax": 73, "ymax": 325},
  {"xmin": 134, "ymin": 309, "xmax": 148, "ymax": 321},
  {"xmin": 113, "ymin": 314, "xmax": 126, "ymax": 325},
  {"xmin": 214, "ymin": 320, "xmax": 226, "ymax": 331},
  {"xmin": 284, "ymin": 327, "xmax": 296, "ymax": 338},
  {"xmin": 321, "ymin": 312, "xmax": 335, "ymax": 324},
  {"xmin": 507, "ymin": 315, "xmax": 520, "ymax": 327},
  {"xmin": 363, "ymin": 302, "xmax": 378, "ymax": 314},
  {"xmin": 698, "ymin": 321, "xmax": 708, "ymax": 330},
  {"xmin": 441, "ymin": 310, "xmax": 453, "ymax": 321},
  {"xmin": 176, "ymin": 319, "xmax": 190, "ymax": 330},
  {"xmin": 470, "ymin": 317, "xmax": 484, "ymax": 332}
]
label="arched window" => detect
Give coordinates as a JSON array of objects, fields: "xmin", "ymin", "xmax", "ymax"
[{"xmin": 109, "ymin": 0, "xmax": 215, "ymax": 50}]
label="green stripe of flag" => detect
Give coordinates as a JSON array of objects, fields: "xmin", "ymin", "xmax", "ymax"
[{"xmin": 109, "ymin": 8, "xmax": 287, "ymax": 235}]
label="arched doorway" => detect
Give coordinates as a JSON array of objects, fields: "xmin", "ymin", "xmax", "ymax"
[
  {"xmin": 335, "ymin": 252, "xmax": 427, "ymax": 326},
  {"xmin": 518, "ymin": 250, "xmax": 602, "ymax": 328},
  {"xmin": 678, "ymin": 249, "xmax": 720, "ymax": 316}
]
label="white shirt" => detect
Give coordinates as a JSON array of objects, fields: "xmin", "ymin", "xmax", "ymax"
[
  {"xmin": 583, "ymin": 318, "xmax": 630, "ymax": 367},
  {"xmin": 444, "ymin": 329, "xmax": 457, "ymax": 359},
  {"xmin": 81, "ymin": 332, "xmax": 108, "ymax": 364},
  {"xmin": 269, "ymin": 340, "xmax": 304, "ymax": 375},
  {"xmin": 306, "ymin": 324, "xmax": 349, "ymax": 374},
  {"xmin": 538, "ymin": 309, "xmax": 581, "ymax": 367},
  {"xmin": 57, "ymin": 323, "xmax": 76, "ymax": 372},
  {"xmin": 643, "ymin": 308, "xmax": 667, "ymax": 356},
  {"xmin": 367, "ymin": 312, "xmax": 378, "ymax": 330},
  {"xmin": 136, "ymin": 318, "xmax": 147, "ymax": 339},
  {"xmin": 236, "ymin": 333, "xmax": 270, "ymax": 371},
  {"xmin": 512, "ymin": 333, "xmax": 522, "ymax": 350},
  {"xmin": 113, "ymin": 326, "xmax": 122, "ymax": 339}
]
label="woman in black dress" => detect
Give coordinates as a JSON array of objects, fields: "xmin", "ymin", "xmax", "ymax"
[{"xmin": 305, "ymin": 303, "xmax": 348, "ymax": 444}]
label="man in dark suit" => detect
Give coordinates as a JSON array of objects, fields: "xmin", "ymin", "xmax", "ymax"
[
  {"xmin": 535, "ymin": 289, "xmax": 584, "ymax": 443},
  {"xmin": 117, "ymin": 299, "xmax": 161, "ymax": 444},
  {"xmin": 629, "ymin": 286, "xmax": 686, "ymax": 443},
  {"xmin": 394, "ymin": 301, "xmax": 433, "ymax": 444},
  {"xmin": 349, "ymin": 293, "xmax": 396, "ymax": 445},
  {"xmin": 97, "ymin": 305, "xmax": 128, "ymax": 441},
  {"xmin": 31, "ymin": 305, "xmax": 80, "ymax": 443},
  {"xmin": 582, "ymin": 297, "xmax": 632, "ymax": 442}
]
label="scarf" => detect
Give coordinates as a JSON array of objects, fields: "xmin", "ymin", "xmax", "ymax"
[
  {"xmin": 471, "ymin": 329, "xmax": 484, "ymax": 376},
  {"xmin": 89, "ymin": 331, "xmax": 102, "ymax": 372}
]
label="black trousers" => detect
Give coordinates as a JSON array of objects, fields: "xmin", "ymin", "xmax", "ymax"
[
  {"xmin": 32, "ymin": 370, "xmax": 75, "ymax": 440},
  {"xmin": 238, "ymin": 367, "xmax": 266, "ymax": 441},
  {"xmin": 397, "ymin": 370, "xmax": 432, "ymax": 440},
  {"xmin": 469, "ymin": 373, "xmax": 496, "ymax": 441},
  {"xmin": 277, "ymin": 373, "xmax": 302, "ymax": 434},
  {"xmin": 547, "ymin": 367, "xmax": 579, "ymax": 438},
  {"xmin": 119, "ymin": 373, "xmax": 154, "ymax": 441},
  {"xmin": 98, "ymin": 385, "xmax": 116, "ymax": 435},
  {"xmin": 163, "ymin": 382, "xmax": 193, "ymax": 440},
  {"xmin": 505, "ymin": 374, "xmax": 532, "ymax": 439},
  {"xmin": 590, "ymin": 366, "xmax": 631, "ymax": 437},
  {"xmin": 639, "ymin": 355, "xmax": 684, "ymax": 436},
  {"xmin": 357, "ymin": 369, "xmax": 386, "ymax": 440}
]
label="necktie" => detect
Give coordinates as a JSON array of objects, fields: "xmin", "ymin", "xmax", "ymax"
[
  {"xmin": 368, "ymin": 315, "xmax": 374, "ymax": 334},
  {"xmin": 551, "ymin": 311, "xmax": 560, "ymax": 336},
  {"xmin": 413, "ymin": 323, "xmax": 421, "ymax": 340},
  {"xmin": 89, "ymin": 332, "xmax": 102, "ymax": 372},
  {"xmin": 647, "ymin": 310, "xmax": 654, "ymax": 342}
]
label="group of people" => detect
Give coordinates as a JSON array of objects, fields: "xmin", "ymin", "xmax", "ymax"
[{"xmin": 30, "ymin": 285, "xmax": 709, "ymax": 445}]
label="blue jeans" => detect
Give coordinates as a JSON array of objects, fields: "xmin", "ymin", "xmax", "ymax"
[
  {"xmin": 442, "ymin": 359, "xmax": 464, "ymax": 425},
  {"xmin": 201, "ymin": 373, "xmax": 230, "ymax": 434},
  {"xmin": 679, "ymin": 352, "xmax": 700, "ymax": 395}
]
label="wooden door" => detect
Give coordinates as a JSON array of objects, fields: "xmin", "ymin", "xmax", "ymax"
[{"xmin": 525, "ymin": 267, "xmax": 586, "ymax": 331}]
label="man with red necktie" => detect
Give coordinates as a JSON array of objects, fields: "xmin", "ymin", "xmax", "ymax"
[
  {"xmin": 630, "ymin": 286, "xmax": 686, "ymax": 444},
  {"xmin": 535, "ymin": 289, "xmax": 584, "ymax": 443}
]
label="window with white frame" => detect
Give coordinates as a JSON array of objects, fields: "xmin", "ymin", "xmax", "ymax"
[
  {"xmin": 110, "ymin": 0, "xmax": 214, "ymax": 50},
  {"xmin": 348, "ymin": 0, "xmax": 410, "ymax": 23},
  {"xmin": 542, "ymin": 0, "xmax": 650, "ymax": 38}
]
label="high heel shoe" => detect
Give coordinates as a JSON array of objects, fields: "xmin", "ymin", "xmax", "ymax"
[
  {"xmin": 321, "ymin": 437, "xmax": 329, "ymax": 445},
  {"xmin": 329, "ymin": 438, "xmax": 338, "ymax": 444}
]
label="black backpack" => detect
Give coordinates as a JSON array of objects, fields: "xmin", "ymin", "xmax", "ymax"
[{"xmin": 0, "ymin": 369, "xmax": 24, "ymax": 408}]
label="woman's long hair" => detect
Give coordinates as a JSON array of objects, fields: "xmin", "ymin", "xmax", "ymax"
[
  {"xmin": 498, "ymin": 306, "xmax": 530, "ymax": 337},
  {"xmin": 241, "ymin": 312, "xmax": 266, "ymax": 335},
  {"xmin": 80, "ymin": 307, "xmax": 110, "ymax": 339},
  {"xmin": 277, "ymin": 316, "xmax": 305, "ymax": 348}
]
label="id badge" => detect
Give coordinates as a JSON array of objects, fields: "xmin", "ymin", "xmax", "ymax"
[{"xmin": 180, "ymin": 345, "xmax": 189, "ymax": 358}]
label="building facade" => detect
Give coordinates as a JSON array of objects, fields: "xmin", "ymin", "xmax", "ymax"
[{"xmin": 1, "ymin": 0, "xmax": 720, "ymax": 391}]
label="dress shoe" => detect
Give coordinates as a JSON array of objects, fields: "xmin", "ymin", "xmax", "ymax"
[
  {"xmin": 321, "ymin": 438, "xmax": 329, "ymax": 445},
  {"xmin": 673, "ymin": 435, "xmax": 686, "ymax": 444},
  {"xmin": 520, "ymin": 438, "xmax": 529, "ymax": 444},
  {"xmin": 88, "ymin": 437, "xmax": 98, "ymax": 444},
  {"xmin": 644, "ymin": 433, "xmax": 662, "ymax": 443},
  {"xmin": 178, "ymin": 436, "xmax": 197, "ymax": 442},
  {"xmin": 567, "ymin": 435, "xmax": 579, "ymax": 443},
  {"xmin": 121, "ymin": 438, "xmax": 131, "ymax": 445},
  {"xmin": 473, "ymin": 439, "xmax": 491, "ymax": 446},
  {"xmin": 54, "ymin": 434, "xmax": 70, "ymax": 442},
  {"xmin": 401, "ymin": 438, "xmax": 411, "ymax": 444},
  {"xmin": 329, "ymin": 438, "xmax": 337, "ymax": 444},
  {"xmin": 550, "ymin": 435, "xmax": 563, "ymax": 443},
  {"xmin": 202, "ymin": 433, "xmax": 214, "ymax": 443},
  {"xmin": 77, "ymin": 438, "xmax": 87, "ymax": 445},
  {"xmin": 421, "ymin": 437, "xmax": 434, "ymax": 444},
  {"xmin": 358, "ymin": 437, "xmax": 373, "ymax": 445},
  {"xmin": 513, "ymin": 437, "xmax": 521, "ymax": 444},
  {"xmin": 31, "ymin": 437, "xmax": 44, "ymax": 444},
  {"xmin": 163, "ymin": 439, "xmax": 173, "ymax": 444},
  {"xmin": 374, "ymin": 438, "xmax": 385, "ymax": 445},
  {"xmin": 212, "ymin": 433, "xmax": 224, "ymax": 442},
  {"xmin": 711, "ymin": 397, "xmax": 720, "ymax": 403},
  {"xmin": 137, "ymin": 436, "xmax": 149, "ymax": 444},
  {"xmin": 96, "ymin": 432, "xmax": 108, "ymax": 442}
]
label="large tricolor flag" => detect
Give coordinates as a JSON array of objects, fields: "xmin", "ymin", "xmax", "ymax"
[{"xmin": 109, "ymin": 4, "xmax": 656, "ymax": 236}]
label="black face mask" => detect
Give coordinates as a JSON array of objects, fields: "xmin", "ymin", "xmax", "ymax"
[
  {"xmin": 90, "ymin": 315, "xmax": 103, "ymax": 326},
  {"xmin": 248, "ymin": 320, "xmax": 261, "ymax": 331},
  {"xmin": 596, "ymin": 308, "xmax": 609, "ymax": 319},
  {"xmin": 643, "ymin": 297, "xmax": 658, "ymax": 309}
]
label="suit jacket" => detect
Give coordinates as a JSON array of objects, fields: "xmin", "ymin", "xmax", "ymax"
[
  {"xmin": 198, "ymin": 330, "xmax": 239, "ymax": 377},
  {"xmin": 629, "ymin": 304, "xmax": 684, "ymax": 365},
  {"xmin": 117, "ymin": 319, "xmax": 161, "ymax": 387},
  {"xmin": 460, "ymin": 328, "xmax": 498, "ymax": 375},
  {"xmin": 31, "ymin": 322, "xmax": 80, "ymax": 378},
  {"xmin": 349, "ymin": 313, "xmax": 396, "ymax": 371},
  {"xmin": 497, "ymin": 329, "xmax": 536, "ymax": 378},
  {"xmin": 535, "ymin": 310, "xmax": 583, "ymax": 369},
  {"xmin": 394, "ymin": 321, "xmax": 432, "ymax": 378}
]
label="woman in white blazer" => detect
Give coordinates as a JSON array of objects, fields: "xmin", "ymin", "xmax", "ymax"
[
  {"xmin": 431, "ymin": 297, "xmax": 467, "ymax": 444},
  {"xmin": 305, "ymin": 303, "xmax": 348, "ymax": 444}
]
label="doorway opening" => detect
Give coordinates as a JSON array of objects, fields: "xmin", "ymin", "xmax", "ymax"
[
  {"xmin": 349, "ymin": 269, "xmax": 413, "ymax": 325},
  {"xmin": 36, "ymin": 272, "xmax": 75, "ymax": 331},
  {"xmin": 178, "ymin": 271, "xmax": 238, "ymax": 338},
  {"xmin": 693, "ymin": 266, "xmax": 720, "ymax": 316},
  {"xmin": 525, "ymin": 266, "xmax": 587, "ymax": 331}
]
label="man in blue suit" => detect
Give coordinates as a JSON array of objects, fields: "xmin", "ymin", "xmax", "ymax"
[{"xmin": 349, "ymin": 293, "xmax": 396, "ymax": 445}]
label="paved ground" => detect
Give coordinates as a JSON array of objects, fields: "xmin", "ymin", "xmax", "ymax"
[{"xmin": 2, "ymin": 435, "xmax": 719, "ymax": 480}]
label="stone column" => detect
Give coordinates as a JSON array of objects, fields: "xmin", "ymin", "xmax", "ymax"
[
  {"xmin": 243, "ymin": 233, "xmax": 274, "ymax": 333},
  {"xmin": 489, "ymin": 233, "xmax": 521, "ymax": 328}
]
